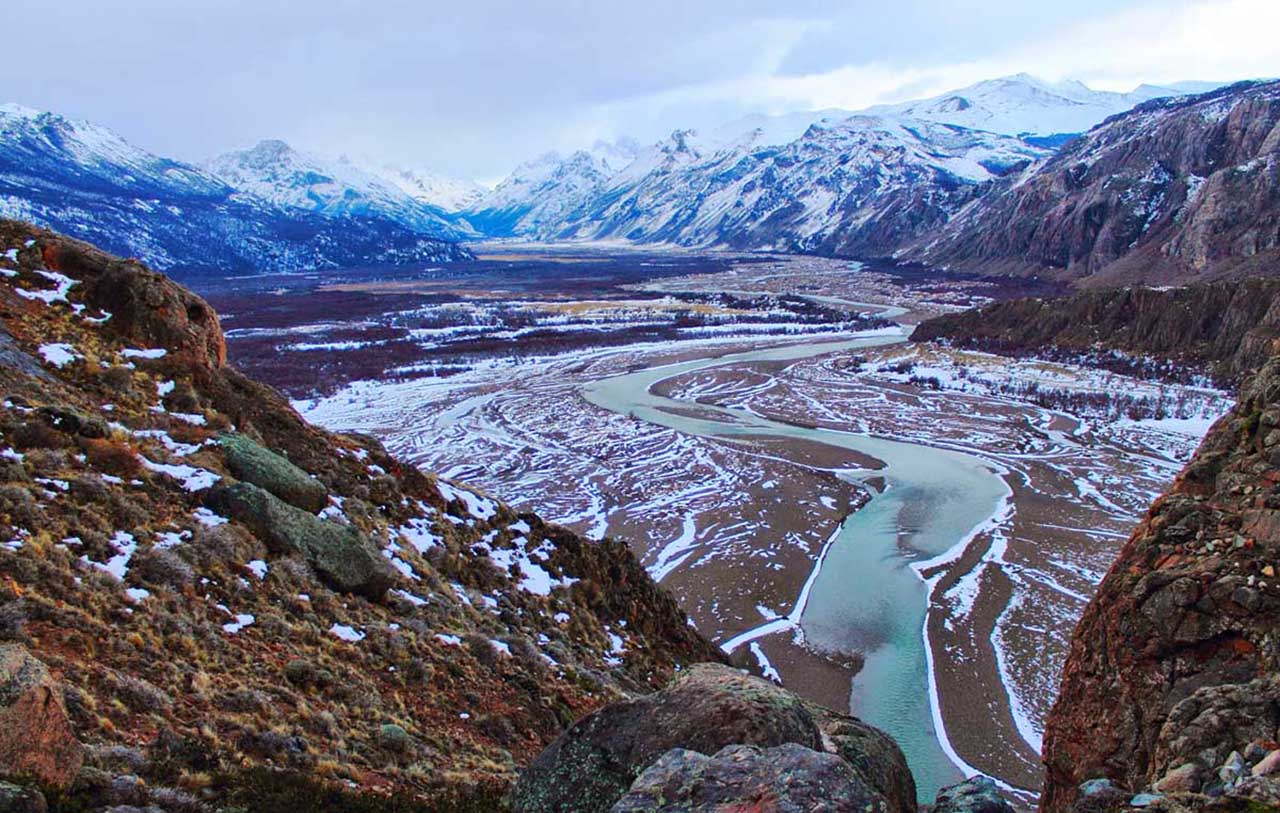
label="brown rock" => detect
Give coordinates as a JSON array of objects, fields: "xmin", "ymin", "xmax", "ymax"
[
  {"xmin": 1153, "ymin": 762, "xmax": 1203, "ymax": 794},
  {"xmin": 513, "ymin": 663, "xmax": 911, "ymax": 813},
  {"xmin": 0, "ymin": 644, "xmax": 83, "ymax": 788},
  {"xmin": 1041, "ymin": 348, "xmax": 1280, "ymax": 812},
  {"xmin": 1253, "ymin": 749, "xmax": 1280, "ymax": 777}
]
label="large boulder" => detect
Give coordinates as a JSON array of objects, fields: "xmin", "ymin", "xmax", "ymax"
[
  {"xmin": 205, "ymin": 482, "xmax": 395, "ymax": 598},
  {"xmin": 0, "ymin": 645, "xmax": 83, "ymax": 789},
  {"xmin": 611, "ymin": 743, "xmax": 887, "ymax": 812},
  {"xmin": 218, "ymin": 433, "xmax": 329, "ymax": 513},
  {"xmin": 513, "ymin": 664, "xmax": 822, "ymax": 813},
  {"xmin": 820, "ymin": 713, "xmax": 918, "ymax": 813},
  {"xmin": 930, "ymin": 777, "xmax": 1015, "ymax": 813}
]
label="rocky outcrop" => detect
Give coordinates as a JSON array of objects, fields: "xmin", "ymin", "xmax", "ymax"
[
  {"xmin": 904, "ymin": 81, "xmax": 1280, "ymax": 286},
  {"xmin": 1042, "ymin": 341, "xmax": 1280, "ymax": 811},
  {"xmin": 0, "ymin": 645, "xmax": 83, "ymax": 789},
  {"xmin": 512, "ymin": 663, "xmax": 914, "ymax": 813},
  {"xmin": 218, "ymin": 432, "xmax": 329, "ymax": 512},
  {"xmin": 611, "ymin": 743, "xmax": 885, "ymax": 812},
  {"xmin": 910, "ymin": 277, "xmax": 1280, "ymax": 385},
  {"xmin": 930, "ymin": 777, "xmax": 1016, "ymax": 813}
]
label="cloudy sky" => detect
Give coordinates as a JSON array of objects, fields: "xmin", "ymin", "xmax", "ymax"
[{"xmin": 4, "ymin": 0, "xmax": 1278, "ymax": 183}]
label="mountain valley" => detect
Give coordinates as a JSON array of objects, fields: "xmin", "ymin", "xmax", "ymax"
[{"xmin": 2, "ymin": 60, "xmax": 1279, "ymax": 813}]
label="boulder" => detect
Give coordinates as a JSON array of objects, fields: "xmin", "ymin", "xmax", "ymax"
[
  {"xmin": 219, "ymin": 433, "xmax": 328, "ymax": 513},
  {"xmin": 611, "ymin": 743, "xmax": 886, "ymax": 812},
  {"xmin": 205, "ymin": 482, "xmax": 394, "ymax": 598},
  {"xmin": 512, "ymin": 664, "xmax": 824, "ymax": 813},
  {"xmin": 0, "ymin": 645, "xmax": 83, "ymax": 789},
  {"xmin": 0, "ymin": 781, "xmax": 45, "ymax": 813},
  {"xmin": 930, "ymin": 776, "xmax": 1014, "ymax": 813},
  {"xmin": 820, "ymin": 712, "xmax": 917, "ymax": 813}
]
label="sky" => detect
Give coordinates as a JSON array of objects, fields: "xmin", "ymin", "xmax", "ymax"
[{"xmin": 3, "ymin": 0, "xmax": 1279, "ymax": 184}]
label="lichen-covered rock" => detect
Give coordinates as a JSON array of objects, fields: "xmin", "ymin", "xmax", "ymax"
[
  {"xmin": 930, "ymin": 776, "xmax": 1014, "ymax": 813},
  {"xmin": 1043, "ymin": 344, "xmax": 1280, "ymax": 812},
  {"xmin": 0, "ymin": 781, "xmax": 46, "ymax": 813},
  {"xmin": 0, "ymin": 645, "xmax": 83, "ymax": 789},
  {"xmin": 219, "ymin": 432, "xmax": 329, "ymax": 512},
  {"xmin": 205, "ymin": 482, "xmax": 395, "ymax": 598},
  {"xmin": 512, "ymin": 664, "xmax": 824, "ymax": 813},
  {"xmin": 611, "ymin": 743, "xmax": 886, "ymax": 813},
  {"xmin": 819, "ymin": 711, "xmax": 917, "ymax": 813}
]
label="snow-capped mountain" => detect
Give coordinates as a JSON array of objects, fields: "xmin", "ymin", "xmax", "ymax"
[
  {"xmin": 370, "ymin": 163, "xmax": 486, "ymax": 212},
  {"xmin": 205, "ymin": 140, "xmax": 467, "ymax": 239},
  {"xmin": 863, "ymin": 73, "xmax": 1212, "ymax": 137},
  {"xmin": 469, "ymin": 73, "xmax": 1225, "ymax": 251},
  {"xmin": 900, "ymin": 80, "xmax": 1280, "ymax": 285},
  {"xmin": 464, "ymin": 139, "xmax": 640, "ymax": 236},
  {"xmin": 0, "ymin": 104, "xmax": 472, "ymax": 272},
  {"xmin": 553, "ymin": 116, "xmax": 1050, "ymax": 255}
]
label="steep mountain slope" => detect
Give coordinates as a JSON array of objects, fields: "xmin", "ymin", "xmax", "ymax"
[
  {"xmin": 911, "ymin": 277, "xmax": 1280, "ymax": 385},
  {"xmin": 0, "ymin": 106, "xmax": 472, "ymax": 273},
  {"xmin": 552, "ymin": 117, "xmax": 1047, "ymax": 255},
  {"xmin": 204, "ymin": 141, "xmax": 467, "ymax": 239},
  {"xmin": 1042, "ymin": 340, "xmax": 1280, "ymax": 811},
  {"xmin": 0, "ymin": 219, "xmax": 718, "ymax": 809},
  {"xmin": 464, "ymin": 141, "xmax": 639, "ymax": 237},
  {"xmin": 905, "ymin": 81, "xmax": 1280, "ymax": 285},
  {"xmin": 864, "ymin": 74, "xmax": 1189, "ymax": 138}
]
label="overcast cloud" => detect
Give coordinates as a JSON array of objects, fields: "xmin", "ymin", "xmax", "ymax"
[{"xmin": 3, "ymin": 0, "xmax": 1278, "ymax": 182}]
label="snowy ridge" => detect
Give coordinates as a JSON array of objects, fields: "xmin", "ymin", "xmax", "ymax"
[
  {"xmin": 470, "ymin": 74, "xmax": 1224, "ymax": 251},
  {"xmin": 204, "ymin": 140, "xmax": 466, "ymax": 239},
  {"xmin": 0, "ymin": 105, "xmax": 473, "ymax": 271},
  {"xmin": 863, "ymin": 73, "xmax": 1202, "ymax": 137}
]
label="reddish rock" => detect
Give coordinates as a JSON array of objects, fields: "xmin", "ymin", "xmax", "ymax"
[
  {"xmin": 0, "ymin": 644, "xmax": 83, "ymax": 788},
  {"xmin": 36, "ymin": 227, "xmax": 226, "ymax": 369},
  {"xmin": 1042, "ymin": 349, "xmax": 1280, "ymax": 812}
]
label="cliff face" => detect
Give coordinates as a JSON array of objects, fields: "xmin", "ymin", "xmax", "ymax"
[
  {"xmin": 0, "ymin": 219, "xmax": 721, "ymax": 809},
  {"xmin": 910, "ymin": 278, "xmax": 1280, "ymax": 385},
  {"xmin": 905, "ymin": 81, "xmax": 1280, "ymax": 286},
  {"xmin": 1042, "ymin": 341, "xmax": 1280, "ymax": 811}
]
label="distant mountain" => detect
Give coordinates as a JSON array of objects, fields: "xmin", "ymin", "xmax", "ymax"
[
  {"xmin": 901, "ymin": 80, "xmax": 1280, "ymax": 285},
  {"xmin": 0, "ymin": 104, "xmax": 472, "ymax": 272},
  {"xmin": 863, "ymin": 74, "xmax": 1200, "ymax": 137},
  {"xmin": 464, "ymin": 140, "xmax": 640, "ymax": 237},
  {"xmin": 205, "ymin": 140, "xmax": 468, "ymax": 239},
  {"xmin": 550, "ymin": 117, "xmax": 1048, "ymax": 255},
  {"xmin": 469, "ymin": 74, "xmax": 1221, "ymax": 250},
  {"xmin": 369, "ymin": 162, "xmax": 486, "ymax": 212}
]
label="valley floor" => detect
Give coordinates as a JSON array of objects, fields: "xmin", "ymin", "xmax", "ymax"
[{"xmin": 247, "ymin": 249, "xmax": 1227, "ymax": 802}]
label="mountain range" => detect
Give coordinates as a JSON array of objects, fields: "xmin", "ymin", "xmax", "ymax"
[
  {"xmin": 0, "ymin": 104, "xmax": 473, "ymax": 274},
  {"xmin": 5, "ymin": 73, "xmax": 1270, "ymax": 282},
  {"xmin": 455, "ymin": 73, "xmax": 1280, "ymax": 285}
]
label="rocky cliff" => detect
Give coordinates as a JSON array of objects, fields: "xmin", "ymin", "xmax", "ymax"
[
  {"xmin": 0, "ymin": 219, "xmax": 721, "ymax": 810},
  {"xmin": 904, "ymin": 81, "xmax": 1280, "ymax": 286},
  {"xmin": 910, "ymin": 278, "xmax": 1280, "ymax": 385},
  {"xmin": 1042, "ymin": 340, "xmax": 1280, "ymax": 811}
]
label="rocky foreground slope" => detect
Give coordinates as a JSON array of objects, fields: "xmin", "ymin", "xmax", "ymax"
[
  {"xmin": 905, "ymin": 81, "xmax": 1280, "ymax": 286},
  {"xmin": 0, "ymin": 219, "xmax": 720, "ymax": 810},
  {"xmin": 1043, "ymin": 340, "xmax": 1280, "ymax": 812},
  {"xmin": 910, "ymin": 277, "xmax": 1280, "ymax": 386}
]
